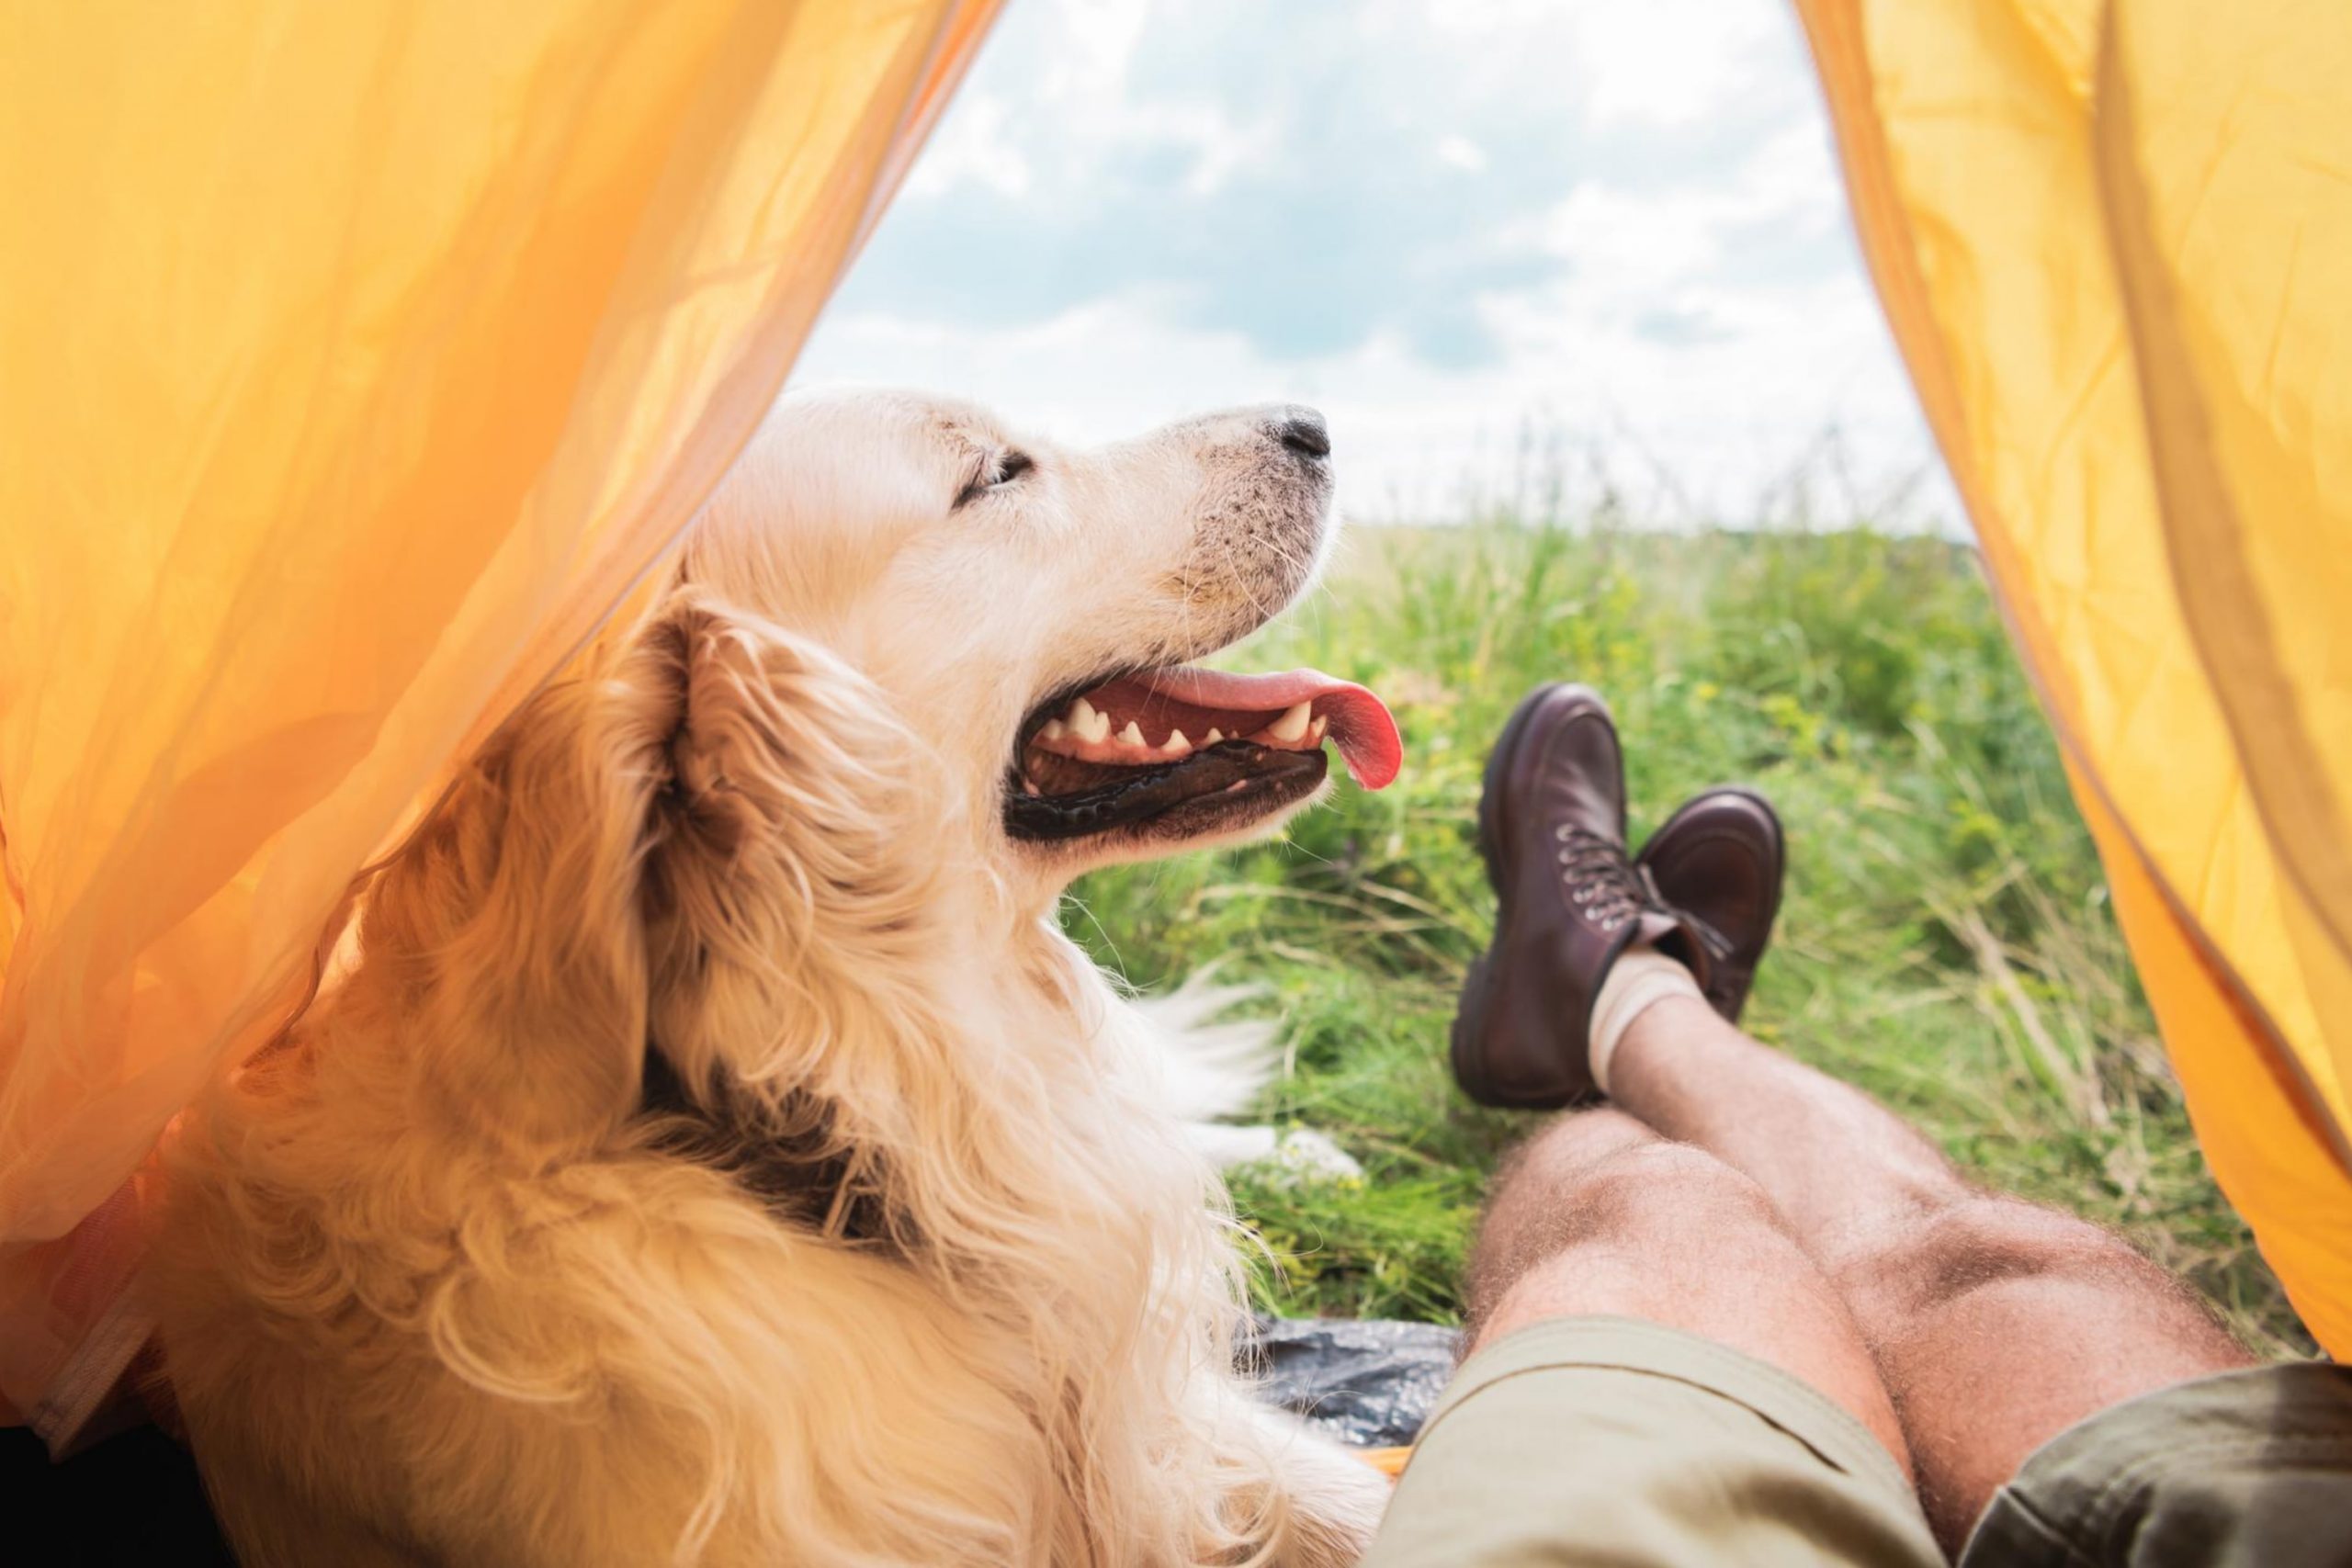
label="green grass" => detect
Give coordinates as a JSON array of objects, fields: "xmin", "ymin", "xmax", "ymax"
[{"xmin": 1061, "ymin": 520, "xmax": 2314, "ymax": 1359}]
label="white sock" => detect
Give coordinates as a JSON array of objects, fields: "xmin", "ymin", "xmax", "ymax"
[{"xmin": 1589, "ymin": 942, "xmax": 1703, "ymax": 1095}]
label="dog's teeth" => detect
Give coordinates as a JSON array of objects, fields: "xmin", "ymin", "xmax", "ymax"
[
  {"xmin": 1309, "ymin": 716, "xmax": 1328, "ymax": 743},
  {"xmin": 1069, "ymin": 697, "xmax": 1111, "ymax": 743},
  {"xmin": 1268, "ymin": 701, "xmax": 1312, "ymax": 743},
  {"xmin": 1041, "ymin": 718, "xmax": 1067, "ymax": 741},
  {"xmin": 1204, "ymin": 728, "xmax": 1223, "ymax": 745},
  {"xmin": 1022, "ymin": 776, "xmax": 1040, "ymax": 796},
  {"xmin": 1163, "ymin": 728, "xmax": 1192, "ymax": 755},
  {"xmin": 1117, "ymin": 720, "xmax": 1146, "ymax": 747}
]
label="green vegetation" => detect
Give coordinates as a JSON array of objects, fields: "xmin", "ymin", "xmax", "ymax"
[{"xmin": 1062, "ymin": 521, "xmax": 2312, "ymax": 1359}]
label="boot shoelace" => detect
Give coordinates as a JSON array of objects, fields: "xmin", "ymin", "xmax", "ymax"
[{"xmin": 1553, "ymin": 824, "xmax": 1650, "ymax": 931}]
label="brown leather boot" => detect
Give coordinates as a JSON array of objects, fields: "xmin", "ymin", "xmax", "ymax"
[
  {"xmin": 1635, "ymin": 788, "xmax": 1784, "ymax": 1025},
  {"xmin": 1450, "ymin": 685, "xmax": 1711, "ymax": 1109}
]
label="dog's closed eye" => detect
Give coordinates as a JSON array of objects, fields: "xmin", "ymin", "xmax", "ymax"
[{"xmin": 953, "ymin": 449, "xmax": 1034, "ymax": 510}]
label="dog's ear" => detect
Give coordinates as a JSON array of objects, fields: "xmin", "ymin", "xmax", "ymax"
[
  {"xmin": 365, "ymin": 616, "xmax": 683, "ymax": 1152},
  {"xmin": 365, "ymin": 586, "xmax": 933, "ymax": 1152},
  {"xmin": 636, "ymin": 590, "xmax": 935, "ymax": 1112}
]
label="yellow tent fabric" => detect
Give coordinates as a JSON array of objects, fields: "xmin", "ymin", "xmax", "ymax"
[
  {"xmin": 1793, "ymin": 0, "xmax": 2352, "ymax": 1353},
  {"xmin": 0, "ymin": 0, "xmax": 999, "ymax": 1437}
]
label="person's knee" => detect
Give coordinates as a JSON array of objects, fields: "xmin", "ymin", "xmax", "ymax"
[
  {"xmin": 1499, "ymin": 1107, "xmax": 1658, "ymax": 1193},
  {"xmin": 1561, "ymin": 1140, "xmax": 1781, "ymax": 1244},
  {"xmin": 1469, "ymin": 1140, "xmax": 1783, "ymax": 1332},
  {"xmin": 1497, "ymin": 1137, "xmax": 1783, "ymax": 1263},
  {"xmin": 1846, "ymin": 1195, "xmax": 2168, "ymax": 1322},
  {"xmin": 1466, "ymin": 1144, "xmax": 1911, "ymax": 1472}
]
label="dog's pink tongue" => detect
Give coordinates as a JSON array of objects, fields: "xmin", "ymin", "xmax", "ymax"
[{"xmin": 1136, "ymin": 666, "xmax": 1403, "ymax": 790}]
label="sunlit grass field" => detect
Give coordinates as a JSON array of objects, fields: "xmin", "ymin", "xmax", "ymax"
[{"xmin": 1063, "ymin": 520, "xmax": 2312, "ymax": 1359}]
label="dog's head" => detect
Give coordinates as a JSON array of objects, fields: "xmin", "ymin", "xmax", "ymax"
[
  {"xmin": 680, "ymin": 389, "xmax": 1400, "ymax": 893},
  {"xmin": 359, "ymin": 390, "xmax": 1396, "ymax": 1150}
]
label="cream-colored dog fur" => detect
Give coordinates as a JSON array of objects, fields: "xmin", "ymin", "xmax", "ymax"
[{"xmin": 154, "ymin": 391, "xmax": 1391, "ymax": 1567}]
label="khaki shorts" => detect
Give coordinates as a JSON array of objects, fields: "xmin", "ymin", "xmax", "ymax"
[{"xmin": 1364, "ymin": 1315, "xmax": 2352, "ymax": 1568}]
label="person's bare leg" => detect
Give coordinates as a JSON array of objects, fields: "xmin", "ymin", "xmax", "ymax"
[
  {"xmin": 1464, "ymin": 1104, "xmax": 1915, "ymax": 1480},
  {"xmin": 1604, "ymin": 990, "xmax": 2253, "ymax": 1549}
]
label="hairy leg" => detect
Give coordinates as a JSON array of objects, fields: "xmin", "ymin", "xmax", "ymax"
[
  {"xmin": 1606, "ymin": 994, "xmax": 2253, "ymax": 1548},
  {"xmin": 1466, "ymin": 1106, "xmax": 1914, "ymax": 1477}
]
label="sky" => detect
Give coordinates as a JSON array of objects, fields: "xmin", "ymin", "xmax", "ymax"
[{"xmin": 794, "ymin": 0, "xmax": 1955, "ymax": 530}]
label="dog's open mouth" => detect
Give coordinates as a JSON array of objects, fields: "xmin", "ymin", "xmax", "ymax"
[{"xmin": 1003, "ymin": 666, "xmax": 1402, "ymax": 842}]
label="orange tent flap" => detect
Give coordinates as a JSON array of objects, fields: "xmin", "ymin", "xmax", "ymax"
[
  {"xmin": 0, "ymin": 0, "xmax": 1000, "ymax": 1438},
  {"xmin": 1793, "ymin": 0, "xmax": 2352, "ymax": 1350}
]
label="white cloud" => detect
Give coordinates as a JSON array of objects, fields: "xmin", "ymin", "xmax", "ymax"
[
  {"xmin": 798, "ymin": 0, "xmax": 1952, "ymax": 530},
  {"xmin": 1408, "ymin": 0, "xmax": 1804, "ymax": 130},
  {"xmin": 903, "ymin": 94, "xmax": 1032, "ymax": 199},
  {"xmin": 897, "ymin": 0, "xmax": 1274, "ymax": 207},
  {"xmin": 802, "ymin": 270, "xmax": 1938, "ymax": 529},
  {"xmin": 1566, "ymin": 0, "xmax": 1797, "ymax": 129},
  {"xmin": 1435, "ymin": 134, "xmax": 1489, "ymax": 173}
]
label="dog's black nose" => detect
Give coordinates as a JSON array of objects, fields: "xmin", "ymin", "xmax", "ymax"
[{"xmin": 1272, "ymin": 408, "xmax": 1330, "ymax": 461}]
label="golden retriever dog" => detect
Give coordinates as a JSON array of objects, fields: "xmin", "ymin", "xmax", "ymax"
[{"xmin": 153, "ymin": 389, "xmax": 1405, "ymax": 1567}]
